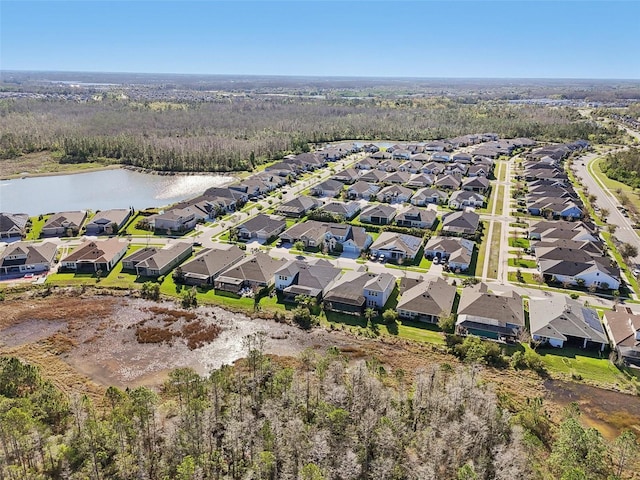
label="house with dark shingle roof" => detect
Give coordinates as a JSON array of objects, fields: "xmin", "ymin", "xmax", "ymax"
[
  {"xmin": 411, "ymin": 188, "xmax": 448, "ymax": 206},
  {"xmin": 318, "ymin": 201, "xmax": 361, "ymax": 220},
  {"xmin": 395, "ymin": 206, "xmax": 437, "ymax": 229},
  {"xmin": 0, "ymin": 241, "xmax": 57, "ymax": 275},
  {"xmin": 85, "ymin": 209, "xmax": 133, "ymax": 235},
  {"xmin": 236, "ymin": 214, "xmax": 286, "ymax": 241},
  {"xmin": 529, "ymin": 295, "xmax": 607, "ymax": 350},
  {"xmin": 310, "ymin": 179, "xmax": 344, "ymax": 198},
  {"xmin": 332, "ymin": 168, "xmax": 360, "ymax": 184},
  {"xmin": 369, "ymin": 232, "xmax": 423, "ymax": 261},
  {"xmin": 382, "ymin": 171, "xmax": 412, "ymax": 185},
  {"xmin": 323, "ymin": 270, "xmax": 396, "ymax": 314},
  {"xmin": 346, "ymin": 181, "xmax": 380, "ymax": 200},
  {"xmin": 435, "ymin": 174, "xmax": 461, "ymax": 190},
  {"xmin": 214, "ymin": 252, "xmax": 288, "ymax": 294},
  {"xmin": 441, "ymin": 211, "xmax": 480, "ymax": 236},
  {"xmin": 535, "ymin": 246, "xmax": 620, "ymax": 290},
  {"xmin": 456, "ymin": 283, "xmax": 524, "ymax": 341},
  {"xmin": 359, "ymin": 204, "xmax": 397, "ymax": 225},
  {"xmin": 449, "ymin": 190, "xmax": 485, "ymax": 210},
  {"xmin": 0, "ymin": 212, "xmax": 29, "ymax": 239},
  {"xmin": 274, "ymin": 258, "xmax": 342, "ymax": 302},
  {"xmin": 279, "ymin": 220, "xmax": 372, "ymax": 254},
  {"xmin": 424, "ymin": 236, "xmax": 475, "ymax": 272},
  {"xmin": 275, "ymin": 196, "xmax": 320, "ymax": 218},
  {"xmin": 359, "ymin": 169, "xmax": 389, "ymax": 183},
  {"xmin": 378, "ymin": 185, "xmax": 413, "ymax": 204},
  {"xmin": 180, "ymin": 245, "xmax": 245, "ymax": 286},
  {"xmin": 130, "ymin": 242, "xmax": 193, "ymax": 278},
  {"xmin": 462, "ymin": 176, "xmax": 490, "ymax": 194},
  {"xmin": 406, "ymin": 173, "xmax": 435, "ymax": 189},
  {"xmin": 150, "ymin": 208, "xmax": 196, "ymax": 234},
  {"xmin": 397, "ymin": 277, "xmax": 457, "ymax": 323}
]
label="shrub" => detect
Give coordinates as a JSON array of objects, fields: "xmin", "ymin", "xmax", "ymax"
[{"xmin": 382, "ymin": 309, "xmax": 398, "ymax": 324}]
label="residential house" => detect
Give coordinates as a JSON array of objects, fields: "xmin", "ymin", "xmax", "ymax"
[
  {"xmin": 420, "ymin": 162, "xmax": 445, "ymax": 175},
  {"xmin": 274, "ymin": 258, "xmax": 342, "ymax": 302},
  {"xmin": 346, "ymin": 181, "xmax": 380, "ymax": 200},
  {"xmin": 603, "ymin": 308, "xmax": 640, "ymax": 366},
  {"xmin": 0, "ymin": 241, "xmax": 57, "ymax": 275},
  {"xmin": 462, "ymin": 176, "xmax": 490, "ymax": 194},
  {"xmin": 467, "ymin": 165, "xmax": 489, "ymax": 177},
  {"xmin": 370, "ymin": 151, "xmax": 392, "ymax": 160},
  {"xmin": 441, "ymin": 211, "xmax": 480, "ymax": 236},
  {"xmin": 382, "ymin": 171, "xmax": 412, "ymax": 185},
  {"xmin": 150, "ymin": 208, "xmax": 197, "ymax": 234},
  {"xmin": 179, "ymin": 245, "xmax": 245, "ymax": 286},
  {"xmin": 318, "ymin": 201, "xmax": 361, "ymax": 220},
  {"xmin": 425, "ymin": 141, "xmax": 449, "ymax": 152},
  {"xmin": 529, "ymin": 295, "xmax": 607, "ymax": 350},
  {"xmin": 535, "ymin": 246, "xmax": 620, "ymax": 290},
  {"xmin": 456, "ymin": 284, "xmax": 525, "ymax": 341},
  {"xmin": 131, "ymin": 242, "xmax": 193, "ymax": 278},
  {"xmin": 449, "ymin": 190, "xmax": 485, "ymax": 210},
  {"xmin": 378, "ymin": 185, "xmax": 413, "ymax": 204},
  {"xmin": 529, "ymin": 239, "xmax": 603, "ymax": 257},
  {"xmin": 279, "ymin": 220, "xmax": 372, "ymax": 254},
  {"xmin": 355, "ymin": 157, "xmax": 380, "ymax": 170},
  {"xmin": 235, "ymin": 214, "xmax": 286, "ymax": 241},
  {"xmin": 452, "ymin": 153, "xmax": 472, "ymax": 163},
  {"xmin": 397, "ymin": 277, "xmax": 457, "ymax": 323},
  {"xmin": 431, "ymin": 152, "xmax": 451, "ymax": 163},
  {"xmin": 275, "ymin": 196, "xmax": 320, "ymax": 218},
  {"xmin": 391, "ymin": 149, "xmax": 412, "ymax": 161},
  {"xmin": 445, "ymin": 163, "xmax": 468, "ymax": 176},
  {"xmin": 0, "ymin": 212, "xmax": 29, "ymax": 239},
  {"xmin": 214, "ymin": 252, "xmax": 288, "ymax": 294},
  {"xmin": 527, "ymin": 199, "xmax": 583, "ymax": 220},
  {"xmin": 369, "ymin": 232, "xmax": 423, "ymax": 261},
  {"xmin": 527, "ymin": 220, "xmax": 598, "ymax": 243},
  {"xmin": 406, "ymin": 173, "xmax": 435, "ymax": 189},
  {"xmin": 332, "ymin": 168, "xmax": 360, "ymax": 184},
  {"xmin": 85, "ymin": 209, "xmax": 133, "ymax": 235},
  {"xmin": 323, "ymin": 270, "xmax": 396, "ymax": 314},
  {"xmin": 362, "ymin": 144, "xmax": 380, "ymax": 153},
  {"xmin": 424, "ymin": 236, "xmax": 475, "ymax": 271},
  {"xmin": 310, "ymin": 179, "xmax": 344, "ymax": 198},
  {"xmin": 359, "ymin": 204, "xmax": 397, "ymax": 225},
  {"xmin": 398, "ymin": 161, "xmax": 423, "ymax": 173},
  {"xmin": 435, "ymin": 174, "xmax": 462, "ymax": 190},
  {"xmin": 60, "ymin": 238, "xmax": 127, "ymax": 273},
  {"xmin": 42, "ymin": 211, "xmax": 87, "ymax": 237},
  {"xmin": 395, "ymin": 206, "xmax": 436, "ymax": 229},
  {"xmin": 359, "ymin": 169, "xmax": 388, "ymax": 183},
  {"xmin": 411, "ymin": 188, "xmax": 448, "ymax": 206}
]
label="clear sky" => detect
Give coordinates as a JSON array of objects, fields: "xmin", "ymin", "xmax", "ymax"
[{"xmin": 1, "ymin": 1, "xmax": 639, "ymax": 79}]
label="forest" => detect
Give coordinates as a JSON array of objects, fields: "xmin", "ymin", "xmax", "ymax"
[
  {"xmin": 0, "ymin": 95, "xmax": 622, "ymax": 172},
  {"xmin": 600, "ymin": 148, "xmax": 640, "ymax": 188},
  {"xmin": 1, "ymin": 346, "xmax": 637, "ymax": 480}
]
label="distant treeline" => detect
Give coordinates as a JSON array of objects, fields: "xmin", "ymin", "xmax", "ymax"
[
  {"xmin": 601, "ymin": 147, "xmax": 640, "ymax": 188},
  {"xmin": 0, "ymin": 96, "xmax": 621, "ymax": 172}
]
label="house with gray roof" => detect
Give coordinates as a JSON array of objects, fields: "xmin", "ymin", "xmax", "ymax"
[
  {"xmin": 274, "ymin": 258, "xmax": 342, "ymax": 302},
  {"xmin": 359, "ymin": 169, "xmax": 389, "ymax": 183},
  {"xmin": 462, "ymin": 176, "xmax": 490, "ymax": 194},
  {"xmin": 236, "ymin": 214, "xmax": 286, "ymax": 241},
  {"xmin": 378, "ymin": 185, "xmax": 413, "ymax": 204},
  {"xmin": 441, "ymin": 211, "xmax": 480, "ymax": 236},
  {"xmin": 279, "ymin": 220, "xmax": 372, "ymax": 254},
  {"xmin": 406, "ymin": 173, "xmax": 435, "ymax": 189},
  {"xmin": 346, "ymin": 181, "xmax": 381, "ymax": 200},
  {"xmin": 332, "ymin": 168, "xmax": 361, "ymax": 184},
  {"xmin": 323, "ymin": 270, "xmax": 396, "ymax": 314},
  {"xmin": 179, "ymin": 245, "xmax": 245, "ymax": 286},
  {"xmin": 382, "ymin": 171, "xmax": 412, "ymax": 185},
  {"xmin": 318, "ymin": 201, "xmax": 361, "ymax": 220},
  {"xmin": 529, "ymin": 295, "xmax": 607, "ymax": 351},
  {"xmin": 150, "ymin": 208, "xmax": 196, "ymax": 234},
  {"xmin": 42, "ymin": 211, "xmax": 87, "ymax": 237},
  {"xmin": 85, "ymin": 208, "xmax": 133, "ymax": 235},
  {"xmin": 535, "ymin": 246, "xmax": 620, "ymax": 290},
  {"xmin": 359, "ymin": 204, "xmax": 397, "ymax": 225},
  {"xmin": 310, "ymin": 179, "xmax": 344, "ymax": 198},
  {"xmin": 0, "ymin": 241, "xmax": 57, "ymax": 275},
  {"xmin": 395, "ymin": 206, "xmax": 436, "ymax": 229},
  {"xmin": 434, "ymin": 174, "xmax": 461, "ymax": 190},
  {"xmin": 0, "ymin": 212, "xmax": 29, "ymax": 239},
  {"xmin": 411, "ymin": 188, "xmax": 448, "ymax": 206},
  {"xmin": 214, "ymin": 252, "xmax": 288, "ymax": 294},
  {"xmin": 275, "ymin": 196, "xmax": 320, "ymax": 218},
  {"xmin": 449, "ymin": 190, "xmax": 485, "ymax": 210},
  {"xmin": 130, "ymin": 242, "xmax": 193, "ymax": 278},
  {"xmin": 424, "ymin": 236, "xmax": 475, "ymax": 272},
  {"xmin": 397, "ymin": 277, "xmax": 457, "ymax": 323},
  {"xmin": 456, "ymin": 284, "xmax": 524, "ymax": 341},
  {"xmin": 369, "ymin": 232, "xmax": 423, "ymax": 262}
]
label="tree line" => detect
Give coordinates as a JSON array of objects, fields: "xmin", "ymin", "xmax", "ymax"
[
  {"xmin": 0, "ymin": 96, "xmax": 619, "ymax": 172},
  {"xmin": 600, "ymin": 147, "xmax": 640, "ymax": 188},
  {"xmin": 1, "ymin": 344, "xmax": 638, "ymax": 480}
]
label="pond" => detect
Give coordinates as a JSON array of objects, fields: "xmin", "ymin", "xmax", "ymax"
[{"xmin": 0, "ymin": 168, "xmax": 234, "ymax": 216}]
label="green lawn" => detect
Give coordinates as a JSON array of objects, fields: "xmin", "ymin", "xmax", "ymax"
[
  {"xmin": 528, "ymin": 344, "xmax": 635, "ymax": 387},
  {"xmin": 508, "ymin": 237, "xmax": 530, "ymax": 249},
  {"xmin": 46, "ymin": 272, "xmax": 97, "ymax": 286},
  {"xmin": 494, "ymin": 185, "xmax": 505, "ymax": 216},
  {"xmin": 474, "ymin": 222, "xmax": 489, "ymax": 277},
  {"xmin": 123, "ymin": 213, "xmax": 156, "ymax": 236},
  {"xmin": 396, "ymin": 320, "xmax": 446, "ymax": 345},
  {"xmin": 591, "ymin": 158, "xmax": 640, "ymax": 214},
  {"xmin": 487, "ymin": 223, "xmax": 501, "ymax": 279},
  {"xmin": 25, "ymin": 215, "xmax": 50, "ymax": 240},
  {"xmin": 508, "ymin": 258, "xmax": 537, "ymax": 269},
  {"xmin": 498, "ymin": 162, "xmax": 507, "ymax": 182},
  {"xmin": 508, "ymin": 271, "xmax": 539, "ymax": 285},
  {"xmin": 601, "ymin": 232, "xmax": 640, "ymax": 296}
]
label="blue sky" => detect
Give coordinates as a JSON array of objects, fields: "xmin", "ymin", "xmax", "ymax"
[{"xmin": 1, "ymin": 1, "xmax": 639, "ymax": 79}]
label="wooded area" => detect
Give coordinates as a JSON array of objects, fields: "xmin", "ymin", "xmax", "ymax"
[
  {"xmin": 1, "ymin": 349, "xmax": 637, "ymax": 480},
  {"xmin": 601, "ymin": 148, "xmax": 640, "ymax": 188},
  {"xmin": 0, "ymin": 96, "xmax": 620, "ymax": 172}
]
